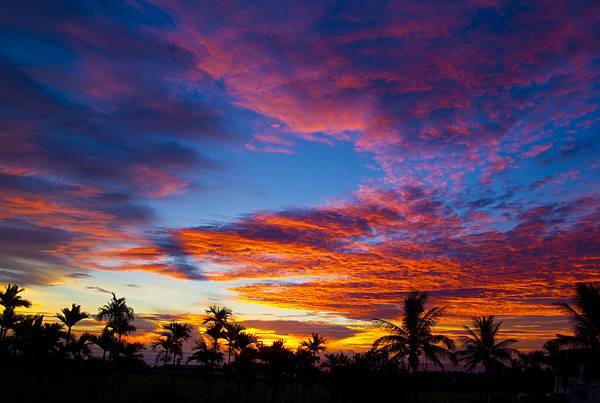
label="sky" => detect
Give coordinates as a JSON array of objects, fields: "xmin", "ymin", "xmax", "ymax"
[{"xmin": 1, "ymin": 0, "xmax": 599, "ymax": 353}]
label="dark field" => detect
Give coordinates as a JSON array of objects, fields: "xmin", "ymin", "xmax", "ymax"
[{"xmin": 1, "ymin": 359, "xmax": 562, "ymax": 403}]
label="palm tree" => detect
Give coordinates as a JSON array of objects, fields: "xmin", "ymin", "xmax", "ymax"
[
  {"xmin": 92, "ymin": 327, "xmax": 117, "ymax": 360},
  {"xmin": 56, "ymin": 304, "xmax": 89, "ymax": 347},
  {"xmin": 206, "ymin": 324, "xmax": 223, "ymax": 353},
  {"xmin": 548, "ymin": 282, "xmax": 600, "ymax": 376},
  {"xmin": 373, "ymin": 291, "xmax": 454, "ymax": 372},
  {"xmin": 110, "ymin": 316, "xmax": 136, "ymax": 342},
  {"xmin": 97, "ymin": 292, "xmax": 134, "ymax": 323},
  {"xmin": 0, "ymin": 306, "xmax": 21, "ymax": 341},
  {"xmin": 204, "ymin": 305, "xmax": 231, "ymax": 329},
  {"xmin": 12, "ymin": 315, "xmax": 64, "ymax": 358},
  {"xmin": 163, "ymin": 322, "xmax": 192, "ymax": 365},
  {"xmin": 257, "ymin": 339, "xmax": 295, "ymax": 397},
  {"xmin": 68, "ymin": 333, "xmax": 94, "ymax": 360},
  {"xmin": 119, "ymin": 341, "xmax": 146, "ymax": 365},
  {"xmin": 152, "ymin": 333, "xmax": 175, "ymax": 367},
  {"xmin": 203, "ymin": 305, "xmax": 231, "ymax": 352},
  {"xmin": 97, "ymin": 293, "xmax": 135, "ymax": 342},
  {"xmin": 321, "ymin": 352, "xmax": 351, "ymax": 372},
  {"xmin": 0, "ymin": 284, "xmax": 31, "ymax": 311},
  {"xmin": 0, "ymin": 284, "xmax": 31, "ymax": 341},
  {"xmin": 233, "ymin": 331, "xmax": 259, "ymax": 357},
  {"xmin": 188, "ymin": 337, "xmax": 224, "ymax": 368},
  {"xmin": 223, "ymin": 323, "xmax": 245, "ymax": 364},
  {"xmin": 455, "ymin": 316, "xmax": 517, "ymax": 374},
  {"xmin": 301, "ymin": 333, "xmax": 326, "ymax": 366}
]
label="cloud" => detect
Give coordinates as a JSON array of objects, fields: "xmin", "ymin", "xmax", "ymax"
[
  {"xmin": 85, "ymin": 286, "xmax": 112, "ymax": 294},
  {"xmin": 169, "ymin": 190, "xmax": 600, "ymax": 332},
  {"xmin": 65, "ymin": 272, "xmax": 91, "ymax": 279},
  {"xmin": 241, "ymin": 319, "xmax": 357, "ymax": 340},
  {"xmin": 161, "ymin": 0, "xmax": 600, "ymax": 189}
]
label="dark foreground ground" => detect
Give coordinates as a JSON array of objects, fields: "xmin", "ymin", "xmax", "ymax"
[{"xmin": 0, "ymin": 360, "xmax": 566, "ymax": 403}]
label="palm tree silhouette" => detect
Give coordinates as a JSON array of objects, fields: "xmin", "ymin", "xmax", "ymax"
[
  {"xmin": 0, "ymin": 284, "xmax": 31, "ymax": 311},
  {"xmin": 97, "ymin": 293, "xmax": 135, "ymax": 342},
  {"xmin": 92, "ymin": 326, "xmax": 117, "ymax": 360},
  {"xmin": 117, "ymin": 341, "xmax": 146, "ymax": 365},
  {"xmin": 223, "ymin": 323, "xmax": 245, "ymax": 364},
  {"xmin": 232, "ymin": 331, "xmax": 259, "ymax": 360},
  {"xmin": 97, "ymin": 293, "xmax": 134, "ymax": 323},
  {"xmin": 152, "ymin": 333, "xmax": 175, "ymax": 367},
  {"xmin": 373, "ymin": 291, "xmax": 454, "ymax": 372},
  {"xmin": 68, "ymin": 332, "xmax": 94, "ymax": 360},
  {"xmin": 163, "ymin": 321, "xmax": 192, "ymax": 365},
  {"xmin": 0, "ymin": 305, "xmax": 21, "ymax": 342},
  {"xmin": 322, "ymin": 352, "xmax": 351, "ymax": 369},
  {"xmin": 455, "ymin": 316, "xmax": 517, "ymax": 373},
  {"xmin": 12, "ymin": 315, "xmax": 64, "ymax": 358},
  {"xmin": 203, "ymin": 305, "xmax": 232, "ymax": 353},
  {"xmin": 301, "ymin": 332, "xmax": 326, "ymax": 367},
  {"xmin": 0, "ymin": 284, "xmax": 31, "ymax": 341},
  {"xmin": 547, "ymin": 282, "xmax": 600, "ymax": 377},
  {"xmin": 204, "ymin": 305, "xmax": 231, "ymax": 328},
  {"xmin": 188, "ymin": 336, "xmax": 224, "ymax": 368},
  {"xmin": 56, "ymin": 303, "xmax": 89, "ymax": 348}
]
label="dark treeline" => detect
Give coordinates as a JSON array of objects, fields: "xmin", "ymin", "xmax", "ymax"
[{"xmin": 0, "ymin": 283, "xmax": 598, "ymax": 403}]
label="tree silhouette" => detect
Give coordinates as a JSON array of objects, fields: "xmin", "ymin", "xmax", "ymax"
[
  {"xmin": 223, "ymin": 323, "xmax": 245, "ymax": 364},
  {"xmin": 455, "ymin": 316, "xmax": 517, "ymax": 374},
  {"xmin": 301, "ymin": 332, "xmax": 326, "ymax": 367},
  {"xmin": 67, "ymin": 332, "xmax": 94, "ymax": 360},
  {"xmin": 12, "ymin": 315, "xmax": 64, "ymax": 358},
  {"xmin": 0, "ymin": 284, "xmax": 31, "ymax": 311},
  {"xmin": 321, "ymin": 352, "xmax": 351, "ymax": 372},
  {"xmin": 0, "ymin": 306, "xmax": 21, "ymax": 343},
  {"xmin": 187, "ymin": 336, "xmax": 223, "ymax": 368},
  {"xmin": 203, "ymin": 305, "xmax": 231, "ymax": 350},
  {"xmin": 152, "ymin": 333, "xmax": 174, "ymax": 367},
  {"xmin": 56, "ymin": 303, "xmax": 89, "ymax": 349},
  {"xmin": 114, "ymin": 341, "xmax": 146, "ymax": 366},
  {"xmin": 0, "ymin": 284, "xmax": 31, "ymax": 341},
  {"xmin": 258, "ymin": 339, "xmax": 295, "ymax": 379},
  {"xmin": 97, "ymin": 293, "xmax": 135, "ymax": 342},
  {"xmin": 232, "ymin": 330, "xmax": 259, "ymax": 362},
  {"xmin": 373, "ymin": 291, "xmax": 454, "ymax": 372},
  {"xmin": 547, "ymin": 282, "xmax": 600, "ymax": 377},
  {"xmin": 205, "ymin": 323, "xmax": 223, "ymax": 353},
  {"xmin": 166, "ymin": 322, "xmax": 192, "ymax": 365},
  {"xmin": 153, "ymin": 321, "xmax": 192, "ymax": 366},
  {"xmin": 92, "ymin": 326, "xmax": 117, "ymax": 360}
]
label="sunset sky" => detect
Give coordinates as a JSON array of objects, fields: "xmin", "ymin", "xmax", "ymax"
[{"xmin": 1, "ymin": 0, "xmax": 599, "ymax": 353}]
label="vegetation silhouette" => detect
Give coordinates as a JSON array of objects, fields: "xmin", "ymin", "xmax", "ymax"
[
  {"xmin": 455, "ymin": 316, "xmax": 518, "ymax": 403},
  {"xmin": 373, "ymin": 291, "xmax": 455, "ymax": 372},
  {"xmin": 152, "ymin": 321, "xmax": 192, "ymax": 366},
  {"xmin": 455, "ymin": 316, "xmax": 518, "ymax": 374},
  {"xmin": 0, "ymin": 283, "xmax": 598, "ymax": 402},
  {"xmin": 546, "ymin": 283, "xmax": 600, "ymax": 381},
  {"xmin": 301, "ymin": 332, "xmax": 327, "ymax": 367},
  {"xmin": 57, "ymin": 303, "xmax": 89, "ymax": 351}
]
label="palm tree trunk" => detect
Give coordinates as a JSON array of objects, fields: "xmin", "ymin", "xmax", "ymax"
[{"xmin": 66, "ymin": 326, "xmax": 72, "ymax": 353}]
